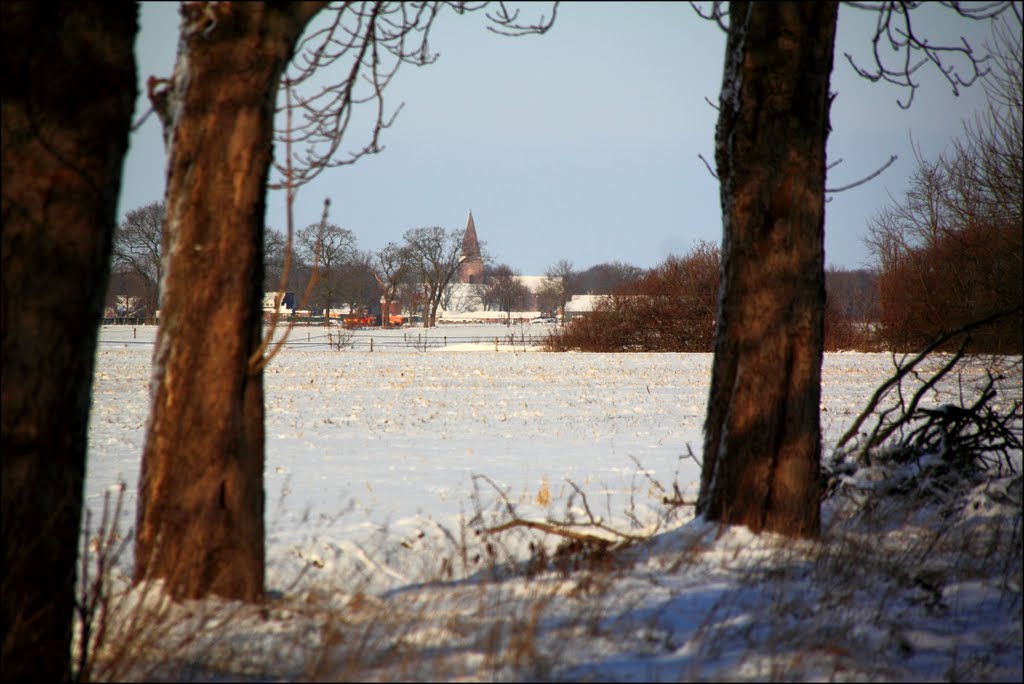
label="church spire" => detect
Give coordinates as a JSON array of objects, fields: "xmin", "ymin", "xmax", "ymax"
[
  {"xmin": 462, "ymin": 210, "xmax": 481, "ymax": 259},
  {"xmin": 458, "ymin": 210, "xmax": 484, "ymax": 284}
]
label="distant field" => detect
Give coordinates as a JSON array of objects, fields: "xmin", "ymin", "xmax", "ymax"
[{"xmin": 87, "ymin": 323, "xmax": 992, "ymax": 590}]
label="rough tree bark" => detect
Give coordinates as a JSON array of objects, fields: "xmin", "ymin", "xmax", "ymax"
[
  {"xmin": 135, "ymin": 2, "xmax": 324, "ymax": 601},
  {"xmin": 1, "ymin": 2, "xmax": 137, "ymax": 679},
  {"xmin": 697, "ymin": 1, "xmax": 838, "ymax": 538}
]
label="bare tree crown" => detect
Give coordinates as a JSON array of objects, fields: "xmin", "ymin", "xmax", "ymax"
[
  {"xmin": 271, "ymin": 1, "xmax": 557, "ymax": 190},
  {"xmin": 693, "ymin": 0, "xmax": 1013, "ymax": 109}
]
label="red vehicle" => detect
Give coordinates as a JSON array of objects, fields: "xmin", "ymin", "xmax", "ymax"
[{"xmin": 341, "ymin": 315, "xmax": 374, "ymax": 329}]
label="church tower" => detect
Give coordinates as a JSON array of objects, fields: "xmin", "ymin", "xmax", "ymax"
[{"xmin": 458, "ymin": 210, "xmax": 484, "ymax": 284}]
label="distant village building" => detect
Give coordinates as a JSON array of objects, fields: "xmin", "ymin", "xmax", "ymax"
[
  {"xmin": 457, "ymin": 211, "xmax": 484, "ymax": 284},
  {"xmin": 435, "ymin": 210, "xmax": 555, "ymax": 323},
  {"xmin": 103, "ymin": 269, "xmax": 154, "ymax": 322},
  {"xmin": 563, "ymin": 294, "xmax": 606, "ymax": 322},
  {"xmin": 262, "ymin": 291, "xmax": 296, "ymax": 314}
]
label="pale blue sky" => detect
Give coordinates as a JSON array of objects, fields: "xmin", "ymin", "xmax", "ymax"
[{"xmin": 119, "ymin": 1, "xmax": 1001, "ymax": 275}]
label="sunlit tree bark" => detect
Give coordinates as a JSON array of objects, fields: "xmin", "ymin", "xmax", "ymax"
[
  {"xmin": 695, "ymin": 0, "xmax": 1009, "ymax": 537},
  {"xmin": 1, "ymin": 2, "xmax": 136, "ymax": 679},
  {"xmin": 135, "ymin": 1, "xmax": 556, "ymax": 602},
  {"xmin": 136, "ymin": 2, "xmax": 325, "ymax": 602},
  {"xmin": 697, "ymin": 1, "xmax": 838, "ymax": 538}
]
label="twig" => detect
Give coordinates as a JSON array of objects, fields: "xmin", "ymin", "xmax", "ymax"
[
  {"xmin": 248, "ymin": 188, "xmax": 326, "ymax": 374},
  {"xmin": 689, "ymin": 1, "xmax": 729, "ymax": 32},
  {"xmin": 697, "ymin": 152, "xmax": 719, "ymax": 180},
  {"xmin": 831, "ymin": 307, "xmax": 1024, "ymax": 466},
  {"xmin": 826, "ymin": 154, "xmax": 897, "ymax": 193},
  {"xmin": 841, "ymin": 1, "xmax": 1010, "ymax": 109},
  {"xmin": 473, "ymin": 473, "xmax": 648, "ymax": 545},
  {"xmin": 483, "ymin": 519, "xmax": 625, "ymax": 547}
]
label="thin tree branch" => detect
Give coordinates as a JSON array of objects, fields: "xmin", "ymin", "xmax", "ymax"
[
  {"xmin": 249, "ymin": 194, "xmax": 327, "ymax": 374},
  {"xmin": 697, "ymin": 152, "xmax": 718, "ymax": 180},
  {"xmin": 690, "ymin": 1, "xmax": 729, "ymax": 32},
  {"xmin": 473, "ymin": 474, "xmax": 649, "ymax": 547},
  {"xmin": 832, "ymin": 305, "xmax": 1024, "ymax": 463},
  {"xmin": 841, "ymin": 1, "xmax": 1013, "ymax": 109},
  {"xmin": 270, "ymin": 2, "xmax": 557, "ymax": 192},
  {"xmin": 826, "ymin": 154, "xmax": 897, "ymax": 193},
  {"xmin": 485, "ymin": 0, "xmax": 559, "ymax": 37}
]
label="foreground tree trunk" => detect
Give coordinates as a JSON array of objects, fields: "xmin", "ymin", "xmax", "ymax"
[
  {"xmin": 135, "ymin": 2, "xmax": 323, "ymax": 601},
  {"xmin": 698, "ymin": 1, "xmax": 837, "ymax": 538},
  {"xmin": 1, "ymin": 3, "xmax": 136, "ymax": 679}
]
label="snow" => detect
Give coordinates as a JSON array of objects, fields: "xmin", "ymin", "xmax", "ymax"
[{"xmin": 81, "ymin": 324, "xmax": 1022, "ymax": 681}]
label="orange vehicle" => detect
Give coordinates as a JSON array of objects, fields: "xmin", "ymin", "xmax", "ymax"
[{"xmin": 341, "ymin": 315, "xmax": 375, "ymax": 329}]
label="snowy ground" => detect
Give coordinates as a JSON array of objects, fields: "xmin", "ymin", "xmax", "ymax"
[{"xmin": 82, "ymin": 324, "xmax": 1022, "ymax": 681}]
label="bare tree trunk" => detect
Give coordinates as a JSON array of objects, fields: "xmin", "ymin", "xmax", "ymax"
[
  {"xmin": 1, "ymin": 3, "xmax": 136, "ymax": 679},
  {"xmin": 383, "ymin": 292, "xmax": 399, "ymax": 328},
  {"xmin": 135, "ymin": 2, "xmax": 323, "ymax": 602},
  {"xmin": 423, "ymin": 285, "xmax": 435, "ymax": 328},
  {"xmin": 429, "ymin": 296, "xmax": 441, "ymax": 328},
  {"xmin": 698, "ymin": 1, "xmax": 837, "ymax": 538}
]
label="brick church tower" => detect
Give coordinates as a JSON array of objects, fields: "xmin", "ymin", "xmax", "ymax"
[{"xmin": 458, "ymin": 210, "xmax": 484, "ymax": 284}]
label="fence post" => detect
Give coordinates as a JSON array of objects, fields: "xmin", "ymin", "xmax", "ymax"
[
  {"xmin": 495, "ymin": 337, "xmax": 499, "ymax": 352},
  {"xmin": 133, "ymin": 327, "xmax": 136, "ymax": 339},
  {"xmin": 370, "ymin": 338, "xmax": 373, "ymax": 353}
]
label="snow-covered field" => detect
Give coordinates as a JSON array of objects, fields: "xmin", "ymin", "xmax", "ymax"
[{"xmin": 83, "ymin": 324, "xmax": 1022, "ymax": 681}]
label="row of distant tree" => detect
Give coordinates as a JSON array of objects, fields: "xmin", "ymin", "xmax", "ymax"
[
  {"xmin": 111, "ymin": 142, "xmax": 1018, "ymax": 350},
  {"xmin": 111, "ymin": 201, "xmax": 879, "ymax": 334},
  {"xmin": 109, "ymin": 205, "xmax": 680, "ymax": 325},
  {"xmin": 110, "ymin": 211, "xmax": 470, "ymax": 326},
  {"xmin": 115, "ymin": 13, "xmax": 1022, "ymax": 342},
  {"xmin": 111, "ymin": 182, "xmax": 1014, "ymax": 352},
  {"xmin": 542, "ymin": 241, "xmax": 888, "ymax": 353}
]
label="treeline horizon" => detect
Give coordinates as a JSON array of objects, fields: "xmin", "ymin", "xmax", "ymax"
[{"xmin": 107, "ymin": 204, "xmax": 880, "ymax": 320}]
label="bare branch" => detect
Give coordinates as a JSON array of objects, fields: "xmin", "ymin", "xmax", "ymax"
[
  {"xmin": 484, "ymin": 518, "xmax": 625, "ymax": 547},
  {"xmin": 690, "ymin": 1, "xmax": 729, "ymax": 32},
  {"xmin": 841, "ymin": 1, "xmax": 1014, "ymax": 109},
  {"xmin": 248, "ymin": 196, "xmax": 328, "ymax": 374},
  {"xmin": 826, "ymin": 153, "xmax": 897, "ymax": 193},
  {"xmin": 130, "ymin": 106, "xmax": 155, "ymax": 132},
  {"xmin": 485, "ymin": 0, "xmax": 558, "ymax": 37},
  {"xmin": 473, "ymin": 474, "xmax": 649, "ymax": 547},
  {"xmin": 626, "ymin": 453, "xmax": 699, "ymax": 510},
  {"xmin": 270, "ymin": 1, "xmax": 557, "ymax": 192},
  {"xmin": 832, "ymin": 305, "xmax": 1024, "ymax": 463},
  {"xmin": 697, "ymin": 152, "xmax": 718, "ymax": 180}
]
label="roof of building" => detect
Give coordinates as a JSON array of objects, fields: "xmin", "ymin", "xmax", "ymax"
[
  {"xmin": 461, "ymin": 211, "xmax": 481, "ymax": 260},
  {"xmin": 564, "ymin": 294, "xmax": 607, "ymax": 313}
]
